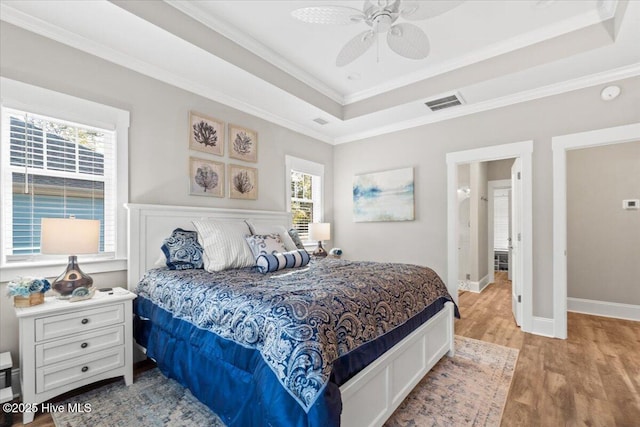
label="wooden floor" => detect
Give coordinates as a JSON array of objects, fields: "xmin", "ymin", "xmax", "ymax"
[
  {"xmin": 11, "ymin": 272, "xmax": 640, "ymax": 426},
  {"xmin": 456, "ymin": 271, "xmax": 640, "ymax": 427}
]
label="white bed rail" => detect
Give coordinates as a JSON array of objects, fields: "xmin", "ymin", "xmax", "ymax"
[{"xmin": 340, "ymin": 301, "xmax": 455, "ymax": 427}]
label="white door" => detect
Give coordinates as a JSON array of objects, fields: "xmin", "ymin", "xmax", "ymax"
[
  {"xmin": 511, "ymin": 158, "xmax": 523, "ymax": 326},
  {"xmin": 507, "ymin": 189, "xmax": 513, "ymax": 281}
]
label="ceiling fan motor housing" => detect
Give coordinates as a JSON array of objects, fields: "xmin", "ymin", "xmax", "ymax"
[{"xmin": 365, "ymin": 0, "xmax": 401, "ymax": 33}]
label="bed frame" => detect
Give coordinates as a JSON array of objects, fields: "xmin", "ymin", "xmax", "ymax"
[{"xmin": 125, "ymin": 203, "xmax": 455, "ymax": 427}]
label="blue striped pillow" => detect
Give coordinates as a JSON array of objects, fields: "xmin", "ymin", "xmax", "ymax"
[{"xmin": 256, "ymin": 250, "xmax": 310, "ymax": 274}]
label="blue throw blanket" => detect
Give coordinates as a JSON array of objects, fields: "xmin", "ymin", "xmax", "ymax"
[{"xmin": 135, "ymin": 259, "xmax": 456, "ymax": 425}]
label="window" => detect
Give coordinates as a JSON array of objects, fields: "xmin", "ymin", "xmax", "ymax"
[
  {"xmin": 286, "ymin": 156, "xmax": 324, "ymax": 243},
  {"xmin": 3, "ymin": 110, "xmax": 112, "ymax": 257},
  {"xmin": 0, "ymin": 78, "xmax": 129, "ymax": 279}
]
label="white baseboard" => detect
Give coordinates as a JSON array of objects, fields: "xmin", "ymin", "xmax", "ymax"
[
  {"xmin": 531, "ymin": 316, "xmax": 555, "ymax": 337},
  {"xmin": 568, "ymin": 297, "xmax": 640, "ymax": 321},
  {"xmin": 468, "ymin": 274, "xmax": 490, "ymax": 293}
]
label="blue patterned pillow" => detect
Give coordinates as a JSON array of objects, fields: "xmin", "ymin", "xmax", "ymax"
[
  {"xmin": 256, "ymin": 250, "xmax": 310, "ymax": 274},
  {"xmin": 245, "ymin": 234, "xmax": 287, "ymax": 259},
  {"xmin": 161, "ymin": 228, "xmax": 204, "ymax": 270}
]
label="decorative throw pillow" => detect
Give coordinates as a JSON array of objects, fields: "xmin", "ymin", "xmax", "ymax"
[
  {"xmin": 245, "ymin": 234, "xmax": 288, "ymax": 259},
  {"xmin": 287, "ymin": 228, "xmax": 306, "ymax": 250},
  {"xmin": 256, "ymin": 249, "xmax": 311, "ymax": 274},
  {"xmin": 192, "ymin": 220, "xmax": 255, "ymax": 272},
  {"xmin": 245, "ymin": 221, "xmax": 298, "ymax": 252},
  {"xmin": 160, "ymin": 228, "xmax": 204, "ymax": 270}
]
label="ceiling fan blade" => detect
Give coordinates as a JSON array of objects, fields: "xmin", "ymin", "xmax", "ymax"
[
  {"xmin": 387, "ymin": 23, "xmax": 430, "ymax": 59},
  {"xmin": 336, "ymin": 30, "xmax": 376, "ymax": 67},
  {"xmin": 291, "ymin": 6, "xmax": 365, "ymax": 25},
  {"xmin": 400, "ymin": 0, "xmax": 465, "ymax": 21}
]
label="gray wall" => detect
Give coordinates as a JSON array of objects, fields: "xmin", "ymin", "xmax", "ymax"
[
  {"xmin": 567, "ymin": 141, "xmax": 640, "ymax": 305},
  {"xmin": 487, "ymin": 158, "xmax": 515, "ymax": 181},
  {"xmin": 0, "ymin": 23, "xmax": 333, "ymax": 365},
  {"xmin": 470, "ymin": 162, "xmax": 488, "ymax": 281},
  {"xmin": 333, "ymin": 75, "xmax": 640, "ymax": 318}
]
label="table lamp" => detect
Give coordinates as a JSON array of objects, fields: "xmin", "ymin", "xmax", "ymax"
[
  {"xmin": 308, "ymin": 222, "xmax": 330, "ymax": 257},
  {"xmin": 40, "ymin": 217, "xmax": 100, "ymax": 299}
]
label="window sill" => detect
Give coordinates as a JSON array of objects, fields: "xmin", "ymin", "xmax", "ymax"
[{"xmin": 0, "ymin": 258, "xmax": 127, "ymax": 282}]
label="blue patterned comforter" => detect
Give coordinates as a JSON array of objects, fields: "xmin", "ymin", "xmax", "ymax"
[{"xmin": 135, "ymin": 258, "xmax": 454, "ymax": 415}]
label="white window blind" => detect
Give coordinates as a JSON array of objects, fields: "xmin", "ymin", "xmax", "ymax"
[{"xmin": 1, "ymin": 108, "xmax": 116, "ymax": 260}]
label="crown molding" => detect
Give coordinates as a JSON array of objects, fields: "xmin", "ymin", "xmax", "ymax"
[
  {"xmin": 334, "ymin": 63, "xmax": 640, "ymax": 144},
  {"xmin": 165, "ymin": 0, "xmax": 346, "ymax": 106},
  {"xmin": 0, "ymin": 3, "xmax": 334, "ymax": 145},
  {"xmin": 2, "ymin": 1, "xmax": 634, "ymax": 147},
  {"xmin": 343, "ymin": 4, "xmax": 617, "ymax": 104}
]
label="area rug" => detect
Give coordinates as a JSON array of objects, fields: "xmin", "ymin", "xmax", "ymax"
[
  {"xmin": 385, "ymin": 336, "xmax": 519, "ymax": 426},
  {"xmin": 51, "ymin": 336, "xmax": 518, "ymax": 427}
]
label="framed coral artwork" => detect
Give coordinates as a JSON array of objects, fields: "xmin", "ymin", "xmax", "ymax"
[
  {"xmin": 228, "ymin": 124, "xmax": 258, "ymax": 162},
  {"xmin": 189, "ymin": 111, "xmax": 224, "ymax": 156},
  {"xmin": 189, "ymin": 157, "xmax": 224, "ymax": 197},
  {"xmin": 229, "ymin": 164, "xmax": 258, "ymax": 200}
]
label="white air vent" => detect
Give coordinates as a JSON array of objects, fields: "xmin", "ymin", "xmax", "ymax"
[
  {"xmin": 313, "ymin": 117, "xmax": 329, "ymax": 125},
  {"xmin": 425, "ymin": 93, "xmax": 464, "ymax": 112}
]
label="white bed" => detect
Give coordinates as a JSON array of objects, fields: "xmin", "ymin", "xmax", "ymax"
[{"xmin": 125, "ymin": 203, "xmax": 455, "ymax": 427}]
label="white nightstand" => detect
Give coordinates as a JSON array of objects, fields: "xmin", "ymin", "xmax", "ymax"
[{"xmin": 14, "ymin": 288, "xmax": 136, "ymax": 424}]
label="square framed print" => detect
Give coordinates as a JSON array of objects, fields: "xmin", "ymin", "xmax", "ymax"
[
  {"xmin": 189, "ymin": 111, "xmax": 224, "ymax": 156},
  {"xmin": 189, "ymin": 157, "xmax": 224, "ymax": 197},
  {"xmin": 228, "ymin": 124, "xmax": 258, "ymax": 162},
  {"xmin": 229, "ymin": 164, "xmax": 258, "ymax": 200}
]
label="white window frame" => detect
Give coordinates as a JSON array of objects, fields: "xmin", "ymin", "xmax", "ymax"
[
  {"xmin": 0, "ymin": 78, "xmax": 129, "ymax": 281},
  {"xmin": 285, "ymin": 155, "xmax": 324, "ymax": 246}
]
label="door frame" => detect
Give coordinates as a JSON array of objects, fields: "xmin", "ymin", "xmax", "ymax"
[
  {"xmin": 487, "ymin": 179, "xmax": 511, "ymax": 285},
  {"xmin": 551, "ymin": 122, "xmax": 640, "ymax": 339},
  {"xmin": 447, "ymin": 140, "xmax": 533, "ymax": 332}
]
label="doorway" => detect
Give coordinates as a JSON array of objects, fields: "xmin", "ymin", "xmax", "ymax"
[
  {"xmin": 447, "ymin": 140, "xmax": 533, "ymax": 333},
  {"xmin": 552, "ymin": 123, "xmax": 640, "ymax": 339}
]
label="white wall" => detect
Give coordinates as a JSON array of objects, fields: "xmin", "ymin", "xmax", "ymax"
[
  {"xmin": 0, "ymin": 23, "xmax": 333, "ymax": 366},
  {"xmin": 457, "ymin": 164, "xmax": 470, "ymax": 282},
  {"xmin": 333, "ymin": 75, "xmax": 640, "ymax": 318}
]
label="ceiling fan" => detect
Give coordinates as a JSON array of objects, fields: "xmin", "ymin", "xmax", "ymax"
[{"xmin": 291, "ymin": 0, "xmax": 464, "ymax": 66}]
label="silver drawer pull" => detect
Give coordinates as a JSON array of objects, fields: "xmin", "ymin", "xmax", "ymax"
[
  {"xmin": 81, "ymin": 366, "xmax": 89, "ymax": 373},
  {"xmin": 81, "ymin": 342, "xmax": 88, "ymax": 349},
  {"xmin": 81, "ymin": 318, "xmax": 89, "ymax": 325}
]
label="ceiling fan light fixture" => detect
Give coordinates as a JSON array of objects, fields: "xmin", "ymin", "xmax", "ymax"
[{"xmin": 293, "ymin": 0, "xmax": 465, "ymax": 65}]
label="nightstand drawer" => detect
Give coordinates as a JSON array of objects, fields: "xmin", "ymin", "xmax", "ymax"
[
  {"xmin": 36, "ymin": 325, "xmax": 124, "ymax": 368},
  {"xmin": 36, "ymin": 347, "xmax": 124, "ymax": 394},
  {"xmin": 35, "ymin": 304, "xmax": 124, "ymax": 342}
]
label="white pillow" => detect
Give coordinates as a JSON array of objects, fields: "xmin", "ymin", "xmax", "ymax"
[
  {"xmin": 153, "ymin": 252, "xmax": 167, "ymax": 267},
  {"xmin": 192, "ymin": 220, "xmax": 255, "ymax": 272},
  {"xmin": 245, "ymin": 234, "xmax": 287, "ymax": 258},
  {"xmin": 245, "ymin": 221, "xmax": 298, "ymax": 252}
]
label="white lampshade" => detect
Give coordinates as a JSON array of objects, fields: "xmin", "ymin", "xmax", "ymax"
[
  {"xmin": 309, "ymin": 222, "xmax": 330, "ymax": 241},
  {"xmin": 40, "ymin": 218, "xmax": 100, "ymax": 255}
]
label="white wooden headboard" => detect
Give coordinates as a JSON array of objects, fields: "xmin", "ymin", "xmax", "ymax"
[{"xmin": 124, "ymin": 203, "xmax": 292, "ymax": 290}]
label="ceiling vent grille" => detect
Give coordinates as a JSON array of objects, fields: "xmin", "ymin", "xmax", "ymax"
[
  {"xmin": 313, "ymin": 117, "xmax": 329, "ymax": 125},
  {"xmin": 425, "ymin": 93, "xmax": 464, "ymax": 112}
]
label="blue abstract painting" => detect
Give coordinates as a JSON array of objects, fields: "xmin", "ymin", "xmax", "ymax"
[{"xmin": 353, "ymin": 167, "xmax": 414, "ymax": 222}]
